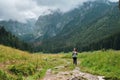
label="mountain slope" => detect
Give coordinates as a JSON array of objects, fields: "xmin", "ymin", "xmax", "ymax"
[
  {"xmin": 0, "ymin": 19, "xmax": 36, "ymax": 42},
  {"xmin": 35, "ymin": 10, "xmax": 63, "ymax": 40},
  {"xmin": 37, "ymin": 1, "xmax": 120, "ymax": 52},
  {"xmin": 0, "ymin": 0, "xmax": 119, "ymax": 53},
  {"xmin": 0, "ymin": 26, "xmax": 32, "ymax": 51}
]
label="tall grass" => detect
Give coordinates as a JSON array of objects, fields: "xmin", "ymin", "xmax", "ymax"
[
  {"xmin": 0, "ymin": 45, "xmax": 67, "ymax": 80},
  {"xmin": 78, "ymin": 50, "xmax": 120, "ymax": 79},
  {"xmin": 63, "ymin": 50, "xmax": 120, "ymax": 79},
  {"xmin": 0, "ymin": 45, "xmax": 120, "ymax": 80}
]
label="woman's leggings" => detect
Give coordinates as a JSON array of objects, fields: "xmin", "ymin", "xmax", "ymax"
[{"xmin": 73, "ymin": 57, "xmax": 77, "ymax": 65}]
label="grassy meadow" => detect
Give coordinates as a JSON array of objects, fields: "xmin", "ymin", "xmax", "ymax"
[{"xmin": 0, "ymin": 45, "xmax": 120, "ymax": 80}]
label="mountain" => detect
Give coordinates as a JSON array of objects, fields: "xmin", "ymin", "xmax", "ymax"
[
  {"xmin": 0, "ymin": 0, "xmax": 120, "ymax": 53},
  {"xmin": 34, "ymin": 0, "xmax": 113, "ymax": 40},
  {"xmin": 0, "ymin": 26, "xmax": 32, "ymax": 52},
  {"xmin": 34, "ymin": 9, "xmax": 78, "ymax": 41},
  {"xmin": 35, "ymin": 0, "xmax": 120, "ymax": 52},
  {"xmin": 35, "ymin": 10, "xmax": 62, "ymax": 40},
  {"xmin": 0, "ymin": 19, "xmax": 36, "ymax": 42}
]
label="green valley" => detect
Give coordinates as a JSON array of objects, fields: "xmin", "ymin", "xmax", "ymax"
[
  {"xmin": 0, "ymin": 45, "xmax": 120, "ymax": 80},
  {"xmin": 0, "ymin": 0, "xmax": 120, "ymax": 80}
]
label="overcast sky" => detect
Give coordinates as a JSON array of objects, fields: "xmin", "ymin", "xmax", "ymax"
[{"xmin": 0, "ymin": 0, "xmax": 118, "ymax": 22}]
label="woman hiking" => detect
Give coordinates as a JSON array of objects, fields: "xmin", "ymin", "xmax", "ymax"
[{"xmin": 72, "ymin": 48, "xmax": 78, "ymax": 65}]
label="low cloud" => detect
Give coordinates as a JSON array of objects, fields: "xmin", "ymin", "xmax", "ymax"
[{"xmin": 0, "ymin": 0, "xmax": 118, "ymax": 22}]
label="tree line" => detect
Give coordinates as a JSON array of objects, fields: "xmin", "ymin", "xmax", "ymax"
[{"xmin": 0, "ymin": 26, "xmax": 33, "ymax": 52}]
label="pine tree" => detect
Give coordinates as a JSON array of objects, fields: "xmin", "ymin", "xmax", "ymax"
[{"xmin": 119, "ymin": 0, "xmax": 120, "ymax": 10}]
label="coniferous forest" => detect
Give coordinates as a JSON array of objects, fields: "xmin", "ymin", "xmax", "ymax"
[{"xmin": 0, "ymin": 26, "xmax": 32, "ymax": 52}]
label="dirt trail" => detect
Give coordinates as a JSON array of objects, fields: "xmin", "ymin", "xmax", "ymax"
[{"xmin": 43, "ymin": 66, "xmax": 105, "ymax": 80}]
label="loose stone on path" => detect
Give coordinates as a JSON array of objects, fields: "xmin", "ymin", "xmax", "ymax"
[{"xmin": 43, "ymin": 66, "xmax": 105, "ymax": 80}]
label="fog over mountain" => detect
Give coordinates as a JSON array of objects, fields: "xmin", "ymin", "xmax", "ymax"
[
  {"xmin": 0, "ymin": 0, "xmax": 120, "ymax": 53},
  {"xmin": 0, "ymin": 0, "xmax": 118, "ymax": 22}
]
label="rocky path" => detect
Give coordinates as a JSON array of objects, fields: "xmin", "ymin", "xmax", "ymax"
[{"xmin": 43, "ymin": 66, "xmax": 105, "ymax": 80}]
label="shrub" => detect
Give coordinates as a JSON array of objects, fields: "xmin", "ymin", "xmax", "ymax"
[
  {"xmin": 9, "ymin": 63, "xmax": 36, "ymax": 76},
  {"xmin": 0, "ymin": 70, "xmax": 14, "ymax": 80}
]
